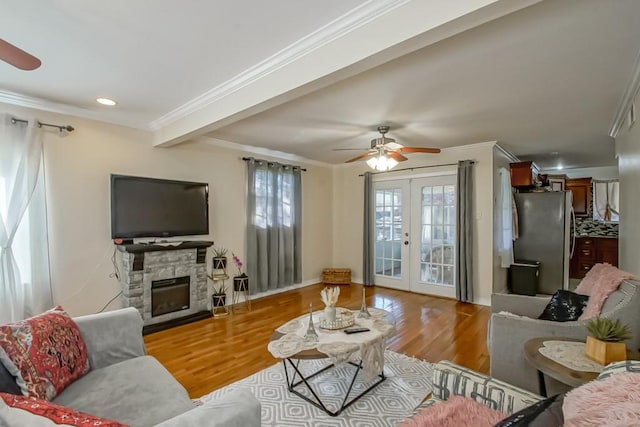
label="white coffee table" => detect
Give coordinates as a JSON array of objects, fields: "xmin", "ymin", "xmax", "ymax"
[{"xmin": 268, "ymin": 307, "xmax": 395, "ymax": 416}]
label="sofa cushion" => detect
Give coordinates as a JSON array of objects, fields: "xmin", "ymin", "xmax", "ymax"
[
  {"xmin": 54, "ymin": 355, "xmax": 194, "ymax": 426},
  {"xmin": 0, "ymin": 392, "xmax": 125, "ymax": 426},
  {"xmin": 537, "ymin": 290, "xmax": 589, "ymax": 322},
  {"xmin": 0, "ymin": 306, "xmax": 90, "ymax": 400},
  {"xmin": 494, "ymin": 394, "xmax": 563, "ymax": 427}
]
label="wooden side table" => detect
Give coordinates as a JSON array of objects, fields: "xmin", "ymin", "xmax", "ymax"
[{"xmin": 524, "ymin": 337, "xmax": 640, "ymax": 396}]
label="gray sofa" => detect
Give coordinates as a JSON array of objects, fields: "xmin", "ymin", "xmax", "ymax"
[
  {"xmin": 0, "ymin": 307, "xmax": 261, "ymax": 427},
  {"xmin": 489, "ymin": 279, "xmax": 640, "ymax": 395}
]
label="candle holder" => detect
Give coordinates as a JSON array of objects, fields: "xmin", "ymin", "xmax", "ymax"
[
  {"xmin": 357, "ymin": 287, "xmax": 371, "ymax": 319},
  {"xmin": 303, "ymin": 303, "xmax": 319, "ymax": 343}
]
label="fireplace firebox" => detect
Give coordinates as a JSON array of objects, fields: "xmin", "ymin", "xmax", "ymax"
[{"xmin": 151, "ymin": 276, "xmax": 190, "ymax": 317}]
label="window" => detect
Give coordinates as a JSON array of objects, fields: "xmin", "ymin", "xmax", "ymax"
[
  {"xmin": 420, "ymin": 184, "xmax": 456, "ymax": 286},
  {"xmin": 593, "ymin": 180, "xmax": 619, "ymax": 223}
]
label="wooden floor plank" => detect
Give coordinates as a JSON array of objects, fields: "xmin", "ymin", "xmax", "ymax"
[{"xmin": 144, "ymin": 283, "xmax": 491, "ymax": 398}]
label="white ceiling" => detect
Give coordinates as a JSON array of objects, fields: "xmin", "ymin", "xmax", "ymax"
[{"xmin": 2, "ymin": 0, "xmax": 640, "ymax": 170}]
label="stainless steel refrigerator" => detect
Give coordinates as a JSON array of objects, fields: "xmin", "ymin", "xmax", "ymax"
[{"xmin": 513, "ymin": 191, "xmax": 573, "ymax": 294}]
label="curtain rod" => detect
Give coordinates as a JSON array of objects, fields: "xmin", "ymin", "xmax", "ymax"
[
  {"xmin": 242, "ymin": 156, "xmax": 307, "ymax": 171},
  {"xmin": 11, "ymin": 117, "xmax": 75, "ymax": 133},
  {"xmin": 358, "ymin": 161, "xmax": 474, "ymax": 176}
]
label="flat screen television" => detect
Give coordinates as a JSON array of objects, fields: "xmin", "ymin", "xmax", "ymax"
[{"xmin": 110, "ymin": 174, "xmax": 209, "ymax": 239}]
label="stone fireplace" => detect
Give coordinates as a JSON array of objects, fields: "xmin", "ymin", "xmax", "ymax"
[{"xmin": 117, "ymin": 241, "xmax": 213, "ymax": 332}]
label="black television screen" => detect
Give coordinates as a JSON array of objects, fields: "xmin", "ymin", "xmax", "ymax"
[{"xmin": 110, "ymin": 174, "xmax": 209, "ymax": 239}]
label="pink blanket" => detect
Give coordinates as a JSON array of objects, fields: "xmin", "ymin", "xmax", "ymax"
[{"xmin": 576, "ymin": 264, "xmax": 635, "ymax": 319}]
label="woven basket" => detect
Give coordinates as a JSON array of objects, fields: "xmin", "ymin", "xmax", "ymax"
[{"xmin": 322, "ymin": 268, "xmax": 351, "ymax": 285}]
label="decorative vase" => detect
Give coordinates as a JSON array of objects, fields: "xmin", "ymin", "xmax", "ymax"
[
  {"xmin": 585, "ymin": 336, "xmax": 627, "ymax": 365},
  {"xmin": 234, "ymin": 276, "xmax": 249, "ymax": 291},
  {"xmin": 213, "ymin": 257, "xmax": 227, "ymax": 270},
  {"xmin": 324, "ymin": 306, "xmax": 336, "ymax": 323},
  {"xmin": 212, "ymin": 294, "xmax": 226, "ymax": 308}
]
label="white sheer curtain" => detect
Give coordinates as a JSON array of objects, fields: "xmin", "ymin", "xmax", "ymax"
[
  {"xmin": 0, "ymin": 115, "xmax": 52, "ymax": 323},
  {"xmin": 593, "ymin": 180, "xmax": 619, "ymax": 222},
  {"xmin": 498, "ymin": 168, "xmax": 515, "ymax": 268}
]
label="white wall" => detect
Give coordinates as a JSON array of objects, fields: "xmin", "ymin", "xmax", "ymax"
[
  {"xmin": 615, "ymin": 93, "xmax": 640, "ymax": 276},
  {"xmin": 1, "ymin": 104, "xmax": 333, "ymax": 316},
  {"xmin": 332, "ymin": 141, "xmax": 497, "ymax": 306}
]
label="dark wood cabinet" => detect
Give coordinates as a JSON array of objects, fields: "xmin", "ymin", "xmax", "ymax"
[
  {"xmin": 570, "ymin": 237, "xmax": 618, "ymax": 279},
  {"xmin": 510, "ymin": 161, "xmax": 539, "ymax": 187},
  {"xmin": 565, "ymin": 178, "xmax": 592, "ymax": 217}
]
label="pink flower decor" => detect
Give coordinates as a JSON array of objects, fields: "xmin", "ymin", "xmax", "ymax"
[{"xmin": 232, "ymin": 252, "xmax": 244, "ymax": 276}]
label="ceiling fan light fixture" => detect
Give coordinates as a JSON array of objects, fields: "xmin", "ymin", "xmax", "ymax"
[{"xmin": 366, "ymin": 149, "xmax": 398, "ymax": 172}]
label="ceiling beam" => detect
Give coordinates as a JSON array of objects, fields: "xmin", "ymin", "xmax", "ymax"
[{"xmin": 152, "ymin": 0, "xmax": 542, "ymax": 147}]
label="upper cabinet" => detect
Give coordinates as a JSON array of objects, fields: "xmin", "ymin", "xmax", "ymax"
[
  {"xmin": 510, "ymin": 161, "xmax": 539, "ymax": 187},
  {"xmin": 565, "ymin": 177, "xmax": 592, "ymax": 217}
]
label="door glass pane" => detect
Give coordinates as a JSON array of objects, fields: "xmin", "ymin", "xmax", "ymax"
[
  {"xmin": 375, "ymin": 187, "xmax": 403, "ymax": 279},
  {"xmin": 419, "ymin": 183, "xmax": 457, "ymax": 287}
]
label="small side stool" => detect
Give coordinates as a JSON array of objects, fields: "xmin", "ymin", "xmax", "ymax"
[{"xmin": 322, "ymin": 268, "xmax": 351, "ymax": 285}]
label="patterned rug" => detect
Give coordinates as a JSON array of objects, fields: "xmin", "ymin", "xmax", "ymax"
[{"xmin": 198, "ymin": 351, "xmax": 432, "ymax": 426}]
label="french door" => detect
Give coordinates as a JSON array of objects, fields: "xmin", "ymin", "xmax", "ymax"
[{"xmin": 373, "ymin": 175, "xmax": 457, "ymax": 298}]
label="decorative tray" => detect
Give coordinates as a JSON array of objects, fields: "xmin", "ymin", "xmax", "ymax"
[{"xmin": 319, "ymin": 315, "xmax": 355, "ymax": 330}]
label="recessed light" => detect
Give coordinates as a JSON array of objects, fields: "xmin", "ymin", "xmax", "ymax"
[
  {"xmin": 96, "ymin": 97, "xmax": 117, "ymax": 106},
  {"xmin": 556, "ymin": 164, "xmax": 564, "ymax": 170}
]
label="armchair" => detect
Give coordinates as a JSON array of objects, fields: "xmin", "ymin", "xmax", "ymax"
[{"xmin": 489, "ymin": 279, "xmax": 640, "ymax": 395}]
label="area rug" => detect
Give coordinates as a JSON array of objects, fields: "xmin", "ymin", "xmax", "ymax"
[{"xmin": 197, "ymin": 351, "xmax": 433, "ymax": 426}]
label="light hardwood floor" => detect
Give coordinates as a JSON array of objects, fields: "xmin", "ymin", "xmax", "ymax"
[{"xmin": 144, "ymin": 283, "xmax": 491, "ymax": 398}]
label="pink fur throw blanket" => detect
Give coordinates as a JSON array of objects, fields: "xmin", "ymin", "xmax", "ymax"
[
  {"xmin": 563, "ymin": 372, "xmax": 640, "ymax": 426},
  {"xmin": 574, "ymin": 263, "xmax": 612, "ymax": 296},
  {"xmin": 399, "ymin": 396, "xmax": 506, "ymax": 427},
  {"xmin": 578, "ymin": 264, "xmax": 635, "ymax": 319}
]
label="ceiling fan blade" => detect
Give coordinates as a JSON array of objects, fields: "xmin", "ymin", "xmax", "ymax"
[
  {"xmin": 399, "ymin": 147, "xmax": 441, "ymax": 154},
  {"xmin": 345, "ymin": 152, "xmax": 374, "ymax": 163},
  {"xmin": 0, "ymin": 39, "xmax": 41, "ymax": 71},
  {"xmin": 388, "ymin": 151, "xmax": 409, "ymax": 162}
]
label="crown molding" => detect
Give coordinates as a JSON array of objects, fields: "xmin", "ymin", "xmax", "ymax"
[
  {"xmin": 197, "ymin": 136, "xmax": 334, "ymax": 168},
  {"xmin": 148, "ymin": 0, "xmax": 411, "ymax": 131},
  {"xmin": 0, "ymin": 89, "xmax": 149, "ymax": 130},
  {"xmin": 609, "ymin": 49, "xmax": 640, "ymax": 138}
]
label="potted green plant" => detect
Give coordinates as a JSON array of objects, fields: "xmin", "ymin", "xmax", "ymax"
[
  {"xmin": 212, "ymin": 283, "xmax": 227, "ymax": 308},
  {"xmin": 212, "ymin": 247, "xmax": 228, "ymax": 271},
  {"xmin": 232, "ymin": 252, "xmax": 248, "ymax": 292},
  {"xmin": 585, "ymin": 317, "xmax": 631, "ymax": 365}
]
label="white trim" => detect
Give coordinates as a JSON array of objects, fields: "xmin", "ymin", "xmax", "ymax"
[
  {"xmin": 609, "ymin": 49, "xmax": 640, "ymax": 138},
  {"xmin": 442, "ymin": 140, "xmax": 497, "ymax": 153},
  {"xmin": 148, "ymin": 0, "xmax": 410, "ymax": 131},
  {"xmin": 474, "ymin": 296, "xmax": 491, "ymax": 307},
  {"xmin": 0, "ymin": 89, "xmax": 149, "ymax": 130},
  {"xmin": 494, "ymin": 143, "xmax": 519, "ymax": 163},
  {"xmin": 197, "ymin": 136, "xmax": 334, "ymax": 168},
  {"xmin": 250, "ymin": 278, "xmax": 320, "ymax": 300}
]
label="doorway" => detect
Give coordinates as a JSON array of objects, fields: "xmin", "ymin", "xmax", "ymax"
[{"xmin": 373, "ymin": 175, "xmax": 457, "ymax": 298}]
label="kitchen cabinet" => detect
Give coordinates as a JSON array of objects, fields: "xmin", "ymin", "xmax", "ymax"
[
  {"xmin": 566, "ymin": 178, "xmax": 592, "ymax": 217},
  {"xmin": 510, "ymin": 161, "xmax": 539, "ymax": 187},
  {"xmin": 570, "ymin": 237, "xmax": 618, "ymax": 279}
]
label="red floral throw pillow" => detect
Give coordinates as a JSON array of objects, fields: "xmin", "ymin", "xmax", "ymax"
[
  {"xmin": 0, "ymin": 306, "xmax": 90, "ymax": 400},
  {"xmin": 0, "ymin": 392, "xmax": 126, "ymax": 426}
]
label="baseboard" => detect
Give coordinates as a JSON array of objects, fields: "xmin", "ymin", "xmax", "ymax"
[
  {"xmin": 250, "ymin": 278, "xmax": 321, "ymax": 300},
  {"xmin": 473, "ymin": 296, "xmax": 491, "ymax": 307}
]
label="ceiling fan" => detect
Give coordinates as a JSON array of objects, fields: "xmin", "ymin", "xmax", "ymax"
[
  {"xmin": 337, "ymin": 126, "xmax": 441, "ymax": 171},
  {"xmin": 0, "ymin": 39, "xmax": 41, "ymax": 70}
]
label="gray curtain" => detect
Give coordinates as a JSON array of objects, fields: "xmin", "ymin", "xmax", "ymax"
[
  {"xmin": 456, "ymin": 160, "xmax": 474, "ymax": 303},
  {"xmin": 245, "ymin": 158, "xmax": 302, "ymax": 293},
  {"xmin": 363, "ymin": 172, "xmax": 374, "ymax": 286}
]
